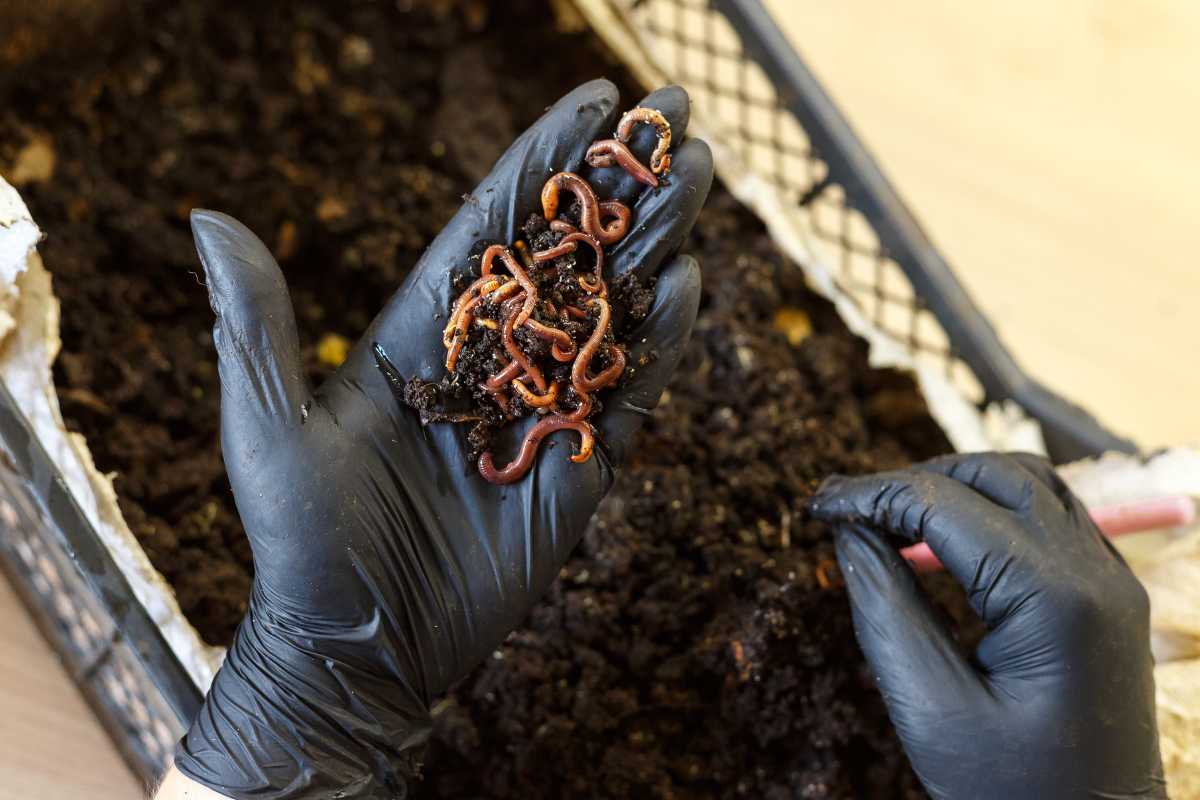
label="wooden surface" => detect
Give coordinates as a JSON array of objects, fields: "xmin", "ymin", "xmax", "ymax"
[
  {"xmin": 0, "ymin": 575, "xmax": 143, "ymax": 798},
  {"xmin": 766, "ymin": 0, "xmax": 1200, "ymax": 449},
  {"xmin": 2, "ymin": 2, "xmax": 1199, "ymax": 796}
]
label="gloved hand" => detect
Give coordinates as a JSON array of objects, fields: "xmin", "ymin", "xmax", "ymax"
[
  {"xmin": 174, "ymin": 80, "xmax": 713, "ymax": 798},
  {"xmin": 809, "ymin": 452, "xmax": 1167, "ymax": 800}
]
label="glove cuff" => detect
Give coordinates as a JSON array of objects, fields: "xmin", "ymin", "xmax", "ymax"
[{"xmin": 175, "ymin": 601, "xmax": 431, "ymax": 799}]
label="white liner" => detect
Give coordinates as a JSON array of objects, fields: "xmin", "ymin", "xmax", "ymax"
[{"xmin": 0, "ymin": 175, "xmax": 221, "ymax": 691}]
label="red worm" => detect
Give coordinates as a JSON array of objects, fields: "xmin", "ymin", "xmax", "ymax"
[
  {"xmin": 524, "ymin": 318, "xmax": 577, "ymax": 361},
  {"xmin": 513, "ymin": 239, "xmax": 535, "ymax": 268},
  {"xmin": 494, "ymin": 247, "xmax": 538, "ymax": 326},
  {"xmin": 443, "ymin": 275, "xmax": 502, "ymax": 348},
  {"xmin": 598, "ymin": 201, "xmax": 631, "ymax": 245},
  {"xmin": 571, "ymin": 298, "xmax": 626, "ymax": 393},
  {"xmin": 484, "ymin": 359, "xmax": 523, "ymax": 392},
  {"xmin": 532, "ymin": 231, "xmax": 603, "ymax": 267},
  {"xmin": 533, "ymin": 231, "xmax": 605, "ymax": 293},
  {"xmin": 586, "ymin": 345, "xmax": 626, "ymax": 391},
  {"xmin": 541, "ymin": 172, "xmax": 630, "ymax": 245},
  {"xmin": 445, "ymin": 291, "xmax": 493, "ymax": 372},
  {"xmin": 561, "ymin": 388, "xmax": 593, "ymax": 423},
  {"xmin": 486, "ymin": 280, "xmax": 522, "ymax": 303},
  {"xmin": 477, "ymin": 245, "xmax": 536, "ymax": 325},
  {"xmin": 478, "ymin": 416, "xmax": 596, "ymax": 484},
  {"xmin": 512, "ymin": 377, "xmax": 560, "ymax": 408},
  {"xmin": 492, "ymin": 388, "xmax": 512, "ymax": 417},
  {"xmin": 616, "ymin": 106, "xmax": 672, "ymax": 174},
  {"xmin": 585, "ymin": 139, "xmax": 659, "ymax": 187},
  {"xmin": 480, "ymin": 243, "xmax": 506, "ymax": 276},
  {"xmin": 579, "ymin": 275, "xmax": 606, "ymax": 296},
  {"xmin": 501, "ymin": 301, "xmax": 547, "ymax": 392}
]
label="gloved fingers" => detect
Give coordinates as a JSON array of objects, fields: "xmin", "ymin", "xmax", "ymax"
[
  {"xmin": 360, "ymin": 79, "xmax": 620, "ymax": 375},
  {"xmin": 916, "ymin": 453, "xmax": 1107, "ymax": 556},
  {"xmin": 1003, "ymin": 451, "xmax": 1094, "ymax": 518},
  {"xmin": 810, "ymin": 470, "xmax": 1040, "ymax": 626},
  {"xmin": 190, "ymin": 210, "xmax": 311, "ymax": 432},
  {"xmin": 834, "ymin": 524, "xmax": 982, "ymax": 721},
  {"xmin": 581, "ymin": 84, "xmax": 691, "ymax": 206},
  {"xmin": 595, "ymin": 254, "xmax": 702, "ymax": 469},
  {"xmin": 1002, "ymin": 452, "xmax": 1071, "ymax": 497},
  {"xmin": 1001, "ymin": 452, "xmax": 1132, "ymax": 565},
  {"xmin": 913, "ymin": 452, "xmax": 1064, "ymax": 515},
  {"xmin": 468, "ymin": 77, "xmax": 622, "ymax": 243},
  {"xmin": 604, "ymin": 138, "xmax": 714, "ymax": 283}
]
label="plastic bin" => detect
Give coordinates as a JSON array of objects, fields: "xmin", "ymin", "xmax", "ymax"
[{"xmin": 0, "ymin": 0, "xmax": 1136, "ymax": 783}]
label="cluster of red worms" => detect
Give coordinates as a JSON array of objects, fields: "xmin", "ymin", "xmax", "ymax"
[{"xmin": 441, "ymin": 107, "xmax": 672, "ymax": 484}]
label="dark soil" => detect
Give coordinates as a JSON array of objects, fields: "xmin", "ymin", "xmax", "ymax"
[{"xmin": 2, "ymin": 0, "xmax": 970, "ymax": 796}]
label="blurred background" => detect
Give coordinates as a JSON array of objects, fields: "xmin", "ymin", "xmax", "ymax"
[
  {"xmin": 3, "ymin": 1, "xmax": 1198, "ymax": 796},
  {"xmin": 768, "ymin": 0, "xmax": 1200, "ymax": 448}
]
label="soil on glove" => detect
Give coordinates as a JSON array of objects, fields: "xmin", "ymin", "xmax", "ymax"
[{"xmin": 2, "ymin": 0, "xmax": 971, "ymax": 796}]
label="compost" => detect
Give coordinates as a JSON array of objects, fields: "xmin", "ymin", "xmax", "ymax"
[{"xmin": 1, "ymin": 0, "xmax": 969, "ymax": 796}]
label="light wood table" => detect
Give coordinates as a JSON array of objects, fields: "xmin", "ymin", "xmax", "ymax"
[
  {"xmin": 767, "ymin": 0, "xmax": 1200, "ymax": 448},
  {"xmin": 0, "ymin": 575, "xmax": 142, "ymax": 798},
  {"xmin": 3, "ymin": 3, "xmax": 1199, "ymax": 796}
]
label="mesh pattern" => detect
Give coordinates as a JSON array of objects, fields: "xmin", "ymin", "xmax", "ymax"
[
  {"xmin": 581, "ymin": 0, "xmax": 986, "ymax": 404},
  {"xmin": 0, "ymin": 464, "xmax": 183, "ymax": 777}
]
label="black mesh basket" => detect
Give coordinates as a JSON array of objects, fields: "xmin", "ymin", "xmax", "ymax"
[{"xmin": 0, "ymin": 0, "xmax": 1135, "ymax": 784}]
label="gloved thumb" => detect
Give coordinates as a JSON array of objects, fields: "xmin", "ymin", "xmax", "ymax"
[
  {"xmin": 833, "ymin": 524, "xmax": 983, "ymax": 742},
  {"xmin": 190, "ymin": 210, "xmax": 311, "ymax": 444}
]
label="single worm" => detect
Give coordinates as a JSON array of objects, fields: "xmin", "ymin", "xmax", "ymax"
[
  {"xmin": 512, "ymin": 377, "xmax": 560, "ymax": 408},
  {"xmin": 478, "ymin": 415, "xmax": 596, "ymax": 484},
  {"xmin": 484, "ymin": 358, "xmax": 523, "ymax": 392},
  {"xmin": 571, "ymin": 298, "xmax": 615, "ymax": 393},
  {"xmin": 585, "ymin": 139, "xmax": 659, "ymax": 187},
  {"xmin": 616, "ymin": 106, "xmax": 672, "ymax": 174},
  {"xmin": 598, "ymin": 201, "xmax": 631, "ymax": 244},
  {"xmin": 501, "ymin": 302, "xmax": 547, "ymax": 392},
  {"xmin": 541, "ymin": 172, "xmax": 629, "ymax": 245},
  {"xmin": 562, "ymin": 304, "xmax": 589, "ymax": 320},
  {"xmin": 486, "ymin": 280, "xmax": 522, "ymax": 304},
  {"xmin": 443, "ymin": 275, "xmax": 502, "ymax": 348},
  {"xmin": 499, "ymin": 247, "xmax": 539, "ymax": 326},
  {"xmin": 513, "ymin": 239, "xmax": 535, "ymax": 269},
  {"xmin": 480, "ymin": 243, "xmax": 506, "ymax": 276},
  {"xmin": 532, "ymin": 231, "xmax": 605, "ymax": 296},
  {"xmin": 579, "ymin": 345, "xmax": 625, "ymax": 392},
  {"xmin": 492, "ymin": 388, "xmax": 512, "ymax": 417},
  {"xmin": 524, "ymin": 318, "xmax": 577, "ymax": 361},
  {"xmin": 561, "ymin": 389, "xmax": 593, "ymax": 423},
  {"xmin": 814, "ymin": 559, "xmax": 839, "ymax": 590},
  {"xmin": 579, "ymin": 275, "xmax": 606, "ymax": 296},
  {"xmin": 445, "ymin": 291, "xmax": 491, "ymax": 372}
]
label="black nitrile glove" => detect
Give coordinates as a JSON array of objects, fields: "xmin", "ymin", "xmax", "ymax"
[
  {"xmin": 809, "ymin": 452, "xmax": 1167, "ymax": 799},
  {"xmin": 174, "ymin": 80, "xmax": 713, "ymax": 798}
]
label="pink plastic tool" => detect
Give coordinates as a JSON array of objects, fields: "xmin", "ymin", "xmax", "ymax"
[{"xmin": 899, "ymin": 495, "xmax": 1197, "ymax": 574}]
